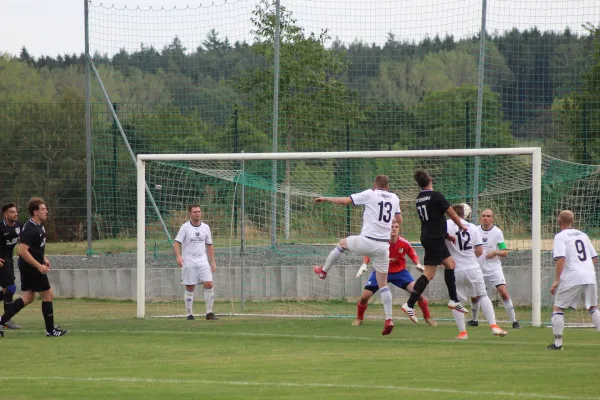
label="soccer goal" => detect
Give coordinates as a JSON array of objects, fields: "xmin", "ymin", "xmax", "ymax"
[{"xmin": 135, "ymin": 148, "xmax": 548, "ymax": 326}]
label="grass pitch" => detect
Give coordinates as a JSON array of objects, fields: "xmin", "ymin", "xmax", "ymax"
[{"xmin": 1, "ymin": 299, "xmax": 599, "ymax": 400}]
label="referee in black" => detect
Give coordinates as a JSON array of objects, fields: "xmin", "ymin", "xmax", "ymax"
[
  {"xmin": 0, "ymin": 198, "xmax": 67, "ymax": 337},
  {"xmin": 401, "ymin": 170, "xmax": 469, "ymax": 323}
]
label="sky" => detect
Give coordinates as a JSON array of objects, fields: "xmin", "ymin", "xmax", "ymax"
[{"xmin": 1, "ymin": 0, "xmax": 599, "ymax": 58}]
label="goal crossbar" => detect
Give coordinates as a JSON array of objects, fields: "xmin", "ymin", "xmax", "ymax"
[{"xmin": 136, "ymin": 148, "xmax": 542, "ymax": 327}]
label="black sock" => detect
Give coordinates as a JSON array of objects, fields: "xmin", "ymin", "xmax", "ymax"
[
  {"xmin": 444, "ymin": 269, "xmax": 459, "ymax": 302},
  {"xmin": 42, "ymin": 301, "xmax": 55, "ymax": 333},
  {"xmin": 407, "ymin": 275, "xmax": 430, "ymax": 308},
  {"xmin": 0, "ymin": 298, "xmax": 25, "ymax": 325},
  {"xmin": 3, "ymin": 291, "xmax": 14, "ymax": 314}
]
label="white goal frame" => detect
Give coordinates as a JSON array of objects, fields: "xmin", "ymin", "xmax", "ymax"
[{"xmin": 136, "ymin": 148, "xmax": 542, "ymax": 326}]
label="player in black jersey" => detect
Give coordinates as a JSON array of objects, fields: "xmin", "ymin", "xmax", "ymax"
[
  {"xmin": 0, "ymin": 203, "xmax": 23, "ymax": 329},
  {"xmin": 401, "ymin": 170, "xmax": 470, "ymax": 323},
  {"xmin": 0, "ymin": 198, "xmax": 67, "ymax": 337}
]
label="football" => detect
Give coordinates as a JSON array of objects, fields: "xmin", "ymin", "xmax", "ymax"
[{"xmin": 461, "ymin": 203, "xmax": 472, "ymax": 220}]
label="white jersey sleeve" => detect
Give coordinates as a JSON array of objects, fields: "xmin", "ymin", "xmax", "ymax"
[
  {"xmin": 205, "ymin": 224, "xmax": 213, "ymax": 245},
  {"xmin": 553, "ymin": 228, "xmax": 597, "ymax": 289},
  {"xmin": 552, "ymin": 233, "xmax": 567, "ymax": 259},
  {"xmin": 350, "ymin": 189, "xmax": 372, "ymax": 206},
  {"xmin": 175, "ymin": 224, "xmax": 186, "ymax": 244},
  {"xmin": 350, "ymin": 189, "xmax": 400, "ymax": 240}
]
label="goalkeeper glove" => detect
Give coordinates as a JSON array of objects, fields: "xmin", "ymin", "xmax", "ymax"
[
  {"xmin": 415, "ymin": 263, "xmax": 424, "ymax": 272},
  {"xmin": 356, "ymin": 263, "xmax": 368, "ymax": 278}
]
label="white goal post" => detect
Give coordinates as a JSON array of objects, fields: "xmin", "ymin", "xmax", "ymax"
[{"xmin": 136, "ymin": 148, "xmax": 542, "ymax": 326}]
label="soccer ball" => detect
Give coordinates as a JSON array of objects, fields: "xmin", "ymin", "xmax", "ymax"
[{"xmin": 461, "ymin": 203, "xmax": 472, "ymax": 220}]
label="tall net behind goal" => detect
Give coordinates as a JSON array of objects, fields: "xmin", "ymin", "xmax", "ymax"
[{"xmin": 138, "ymin": 149, "xmax": 555, "ymax": 326}]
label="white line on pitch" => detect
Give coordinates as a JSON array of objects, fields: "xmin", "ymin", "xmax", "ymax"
[
  {"xmin": 0, "ymin": 376, "xmax": 593, "ymax": 400},
  {"xmin": 34, "ymin": 328, "xmax": 600, "ymax": 347}
]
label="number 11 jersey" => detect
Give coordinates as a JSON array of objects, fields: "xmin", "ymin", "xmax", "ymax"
[
  {"xmin": 350, "ymin": 189, "xmax": 401, "ymax": 241},
  {"xmin": 415, "ymin": 190, "xmax": 450, "ymax": 239}
]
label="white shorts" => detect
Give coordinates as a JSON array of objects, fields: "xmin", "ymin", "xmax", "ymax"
[
  {"xmin": 346, "ymin": 235, "xmax": 389, "ymax": 273},
  {"xmin": 455, "ymin": 268, "xmax": 487, "ymax": 302},
  {"xmin": 554, "ymin": 284, "xmax": 598, "ymax": 310},
  {"xmin": 482, "ymin": 269, "xmax": 506, "ymax": 288},
  {"xmin": 181, "ymin": 265, "xmax": 212, "ymax": 286}
]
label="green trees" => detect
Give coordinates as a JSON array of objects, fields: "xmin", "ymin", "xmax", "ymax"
[
  {"xmin": 233, "ymin": 0, "xmax": 359, "ymax": 152},
  {"xmin": 553, "ymin": 24, "xmax": 600, "ymax": 163}
]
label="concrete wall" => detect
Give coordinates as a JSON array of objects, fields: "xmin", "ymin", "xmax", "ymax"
[{"xmin": 11, "ymin": 254, "xmax": 560, "ymax": 306}]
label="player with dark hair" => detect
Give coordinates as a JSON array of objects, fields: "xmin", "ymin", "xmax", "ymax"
[
  {"xmin": 0, "ymin": 198, "xmax": 68, "ymax": 337},
  {"xmin": 0, "ymin": 203, "xmax": 23, "ymax": 329},
  {"xmin": 401, "ymin": 170, "xmax": 469, "ymax": 323}
]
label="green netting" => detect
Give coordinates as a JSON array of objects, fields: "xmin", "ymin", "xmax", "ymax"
[
  {"xmin": 137, "ymin": 154, "xmax": 600, "ymax": 326},
  {"xmin": 82, "ymin": 1, "xmax": 600, "ymax": 325}
]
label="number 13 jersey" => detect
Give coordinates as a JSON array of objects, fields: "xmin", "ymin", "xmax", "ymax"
[{"xmin": 350, "ymin": 189, "xmax": 401, "ymax": 241}]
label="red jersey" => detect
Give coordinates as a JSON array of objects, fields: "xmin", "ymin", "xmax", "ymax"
[
  {"xmin": 364, "ymin": 236, "xmax": 419, "ymax": 273},
  {"xmin": 388, "ymin": 237, "xmax": 419, "ymax": 273}
]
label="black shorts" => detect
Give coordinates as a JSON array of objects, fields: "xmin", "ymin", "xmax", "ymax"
[
  {"xmin": 0, "ymin": 260, "xmax": 15, "ymax": 288},
  {"xmin": 421, "ymin": 237, "xmax": 451, "ymax": 266},
  {"xmin": 18, "ymin": 263, "xmax": 51, "ymax": 293}
]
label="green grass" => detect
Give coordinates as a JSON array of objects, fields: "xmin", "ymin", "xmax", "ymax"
[{"xmin": 1, "ymin": 299, "xmax": 599, "ymax": 400}]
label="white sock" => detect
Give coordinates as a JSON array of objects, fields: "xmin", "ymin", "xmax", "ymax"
[
  {"xmin": 379, "ymin": 286, "xmax": 393, "ymax": 320},
  {"xmin": 479, "ymin": 296, "xmax": 497, "ymax": 326},
  {"xmin": 184, "ymin": 290, "xmax": 194, "ymax": 315},
  {"xmin": 503, "ymin": 298, "xmax": 517, "ymax": 322},
  {"xmin": 323, "ymin": 246, "xmax": 345, "ymax": 272},
  {"xmin": 471, "ymin": 299, "xmax": 480, "ymax": 322},
  {"xmin": 590, "ymin": 308, "xmax": 600, "ymax": 331},
  {"xmin": 452, "ymin": 309, "xmax": 466, "ymax": 332},
  {"xmin": 552, "ymin": 312, "xmax": 564, "ymax": 347},
  {"xmin": 204, "ymin": 288, "xmax": 215, "ymax": 314}
]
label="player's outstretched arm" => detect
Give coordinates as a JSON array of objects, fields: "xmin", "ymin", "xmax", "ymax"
[
  {"xmin": 315, "ymin": 197, "xmax": 353, "ymax": 206},
  {"xmin": 446, "ymin": 207, "xmax": 467, "ymax": 231}
]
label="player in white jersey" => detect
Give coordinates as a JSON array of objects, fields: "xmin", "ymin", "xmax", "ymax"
[
  {"xmin": 313, "ymin": 175, "xmax": 401, "ymax": 335},
  {"xmin": 467, "ymin": 208, "xmax": 520, "ymax": 329},
  {"xmin": 445, "ymin": 205, "xmax": 507, "ymax": 339},
  {"xmin": 174, "ymin": 204, "xmax": 218, "ymax": 320},
  {"xmin": 547, "ymin": 210, "xmax": 599, "ymax": 350}
]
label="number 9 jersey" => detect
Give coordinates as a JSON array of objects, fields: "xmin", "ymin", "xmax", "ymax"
[
  {"xmin": 553, "ymin": 228, "xmax": 598, "ymax": 289},
  {"xmin": 350, "ymin": 189, "xmax": 401, "ymax": 240}
]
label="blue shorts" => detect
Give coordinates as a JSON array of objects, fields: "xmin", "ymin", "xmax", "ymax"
[{"xmin": 364, "ymin": 269, "xmax": 415, "ymax": 292}]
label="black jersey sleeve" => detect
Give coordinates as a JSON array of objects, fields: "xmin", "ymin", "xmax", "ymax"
[
  {"xmin": 20, "ymin": 226, "xmax": 39, "ymax": 247},
  {"xmin": 434, "ymin": 192, "xmax": 451, "ymax": 213}
]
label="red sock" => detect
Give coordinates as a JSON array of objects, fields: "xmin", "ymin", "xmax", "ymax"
[
  {"xmin": 357, "ymin": 302, "xmax": 368, "ymax": 320},
  {"xmin": 417, "ymin": 298, "xmax": 431, "ymax": 319}
]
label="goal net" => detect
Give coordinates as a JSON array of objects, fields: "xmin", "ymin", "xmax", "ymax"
[{"xmin": 136, "ymin": 148, "xmax": 563, "ymax": 327}]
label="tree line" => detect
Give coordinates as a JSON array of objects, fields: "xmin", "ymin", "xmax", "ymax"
[{"xmin": 0, "ymin": 0, "xmax": 598, "ymax": 241}]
